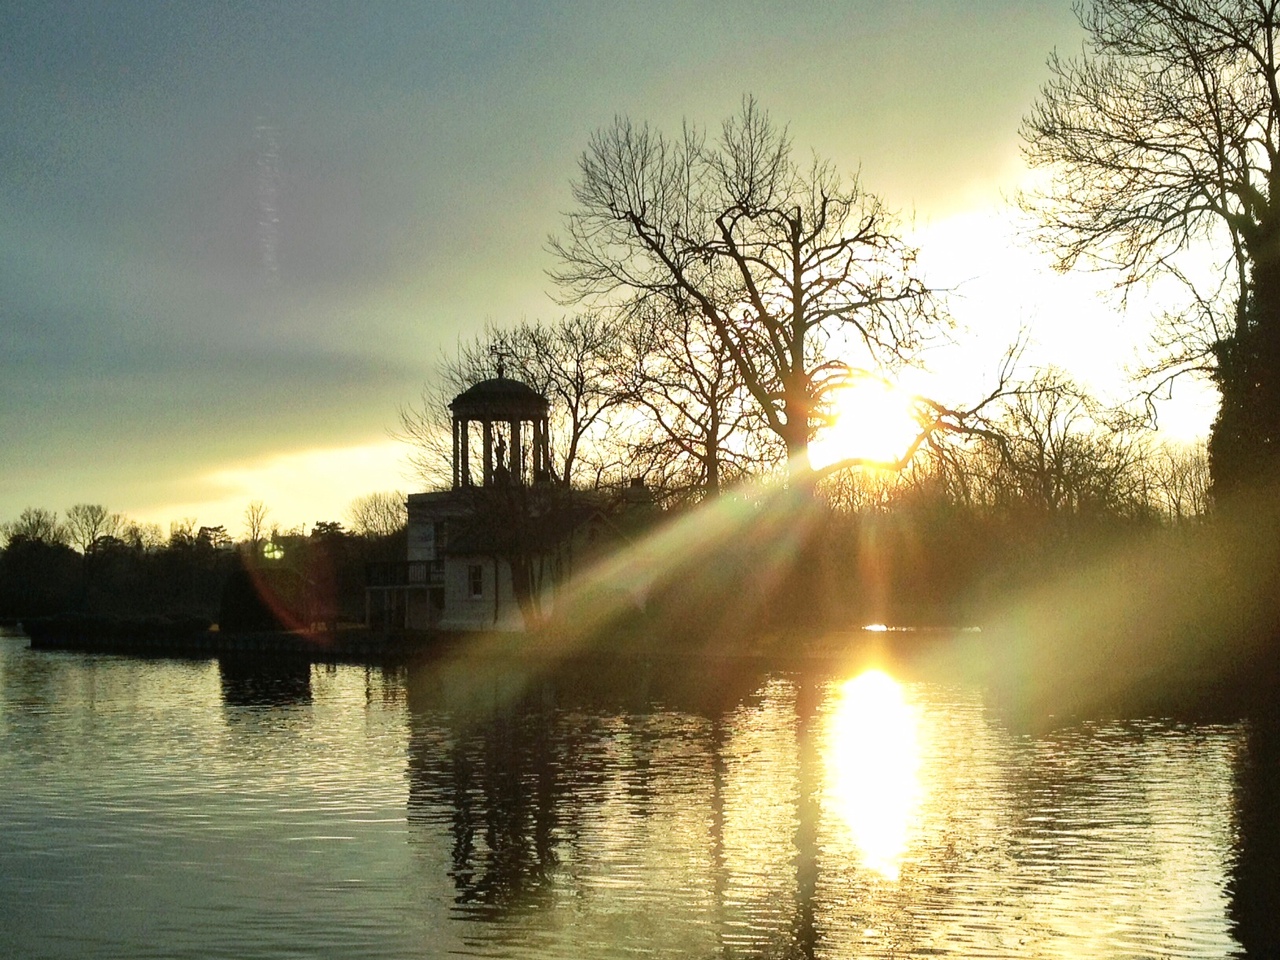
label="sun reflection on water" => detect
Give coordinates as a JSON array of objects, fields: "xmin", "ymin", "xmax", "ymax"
[{"xmin": 824, "ymin": 669, "xmax": 923, "ymax": 880}]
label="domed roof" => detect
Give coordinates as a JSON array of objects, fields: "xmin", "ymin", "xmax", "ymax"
[{"xmin": 450, "ymin": 376, "xmax": 549, "ymax": 419}]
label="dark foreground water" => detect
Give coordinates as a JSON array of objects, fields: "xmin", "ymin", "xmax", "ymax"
[{"xmin": 2, "ymin": 628, "xmax": 1278, "ymax": 959}]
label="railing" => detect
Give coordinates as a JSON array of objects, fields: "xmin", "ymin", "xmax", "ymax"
[{"xmin": 365, "ymin": 561, "xmax": 443, "ymax": 588}]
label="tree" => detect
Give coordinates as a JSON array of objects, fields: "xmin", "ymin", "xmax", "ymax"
[
  {"xmin": 0, "ymin": 535, "xmax": 79, "ymax": 616},
  {"xmin": 168, "ymin": 518, "xmax": 199, "ymax": 549},
  {"xmin": 1, "ymin": 507, "xmax": 67, "ymax": 547},
  {"xmin": 244, "ymin": 501, "xmax": 269, "ymax": 548},
  {"xmin": 552, "ymin": 97, "xmax": 974, "ymax": 479},
  {"xmin": 617, "ymin": 297, "xmax": 770, "ymax": 499},
  {"xmin": 121, "ymin": 520, "xmax": 166, "ymax": 551},
  {"xmin": 197, "ymin": 525, "xmax": 233, "ymax": 550},
  {"xmin": 994, "ymin": 372, "xmax": 1151, "ymax": 520},
  {"xmin": 1021, "ymin": 0, "xmax": 1280, "ymax": 498},
  {"xmin": 347, "ymin": 491, "xmax": 408, "ymax": 538},
  {"xmin": 1145, "ymin": 439, "xmax": 1212, "ymax": 521},
  {"xmin": 64, "ymin": 503, "xmax": 122, "ymax": 553}
]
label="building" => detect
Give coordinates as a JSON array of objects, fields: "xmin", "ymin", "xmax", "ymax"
[{"xmin": 367, "ymin": 369, "xmax": 646, "ymax": 633}]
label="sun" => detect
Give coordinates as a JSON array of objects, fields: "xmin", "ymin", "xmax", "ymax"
[{"xmin": 809, "ymin": 379, "xmax": 923, "ymax": 471}]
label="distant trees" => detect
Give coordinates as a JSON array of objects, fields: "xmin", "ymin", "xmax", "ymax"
[
  {"xmin": 64, "ymin": 504, "xmax": 122, "ymax": 553},
  {"xmin": 0, "ymin": 535, "xmax": 79, "ymax": 617},
  {"xmin": 346, "ymin": 491, "xmax": 407, "ymax": 538},
  {"xmin": 198, "ymin": 525, "xmax": 232, "ymax": 550},
  {"xmin": 1022, "ymin": 0, "xmax": 1280, "ymax": 499},
  {"xmin": 1145, "ymin": 440, "xmax": 1212, "ymax": 523},
  {"xmin": 0, "ymin": 492, "xmax": 410, "ymax": 623},
  {"xmin": 815, "ymin": 372, "xmax": 1208, "ymax": 528},
  {"xmin": 1, "ymin": 507, "xmax": 67, "ymax": 547},
  {"xmin": 982, "ymin": 372, "xmax": 1150, "ymax": 520},
  {"xmin": 120, "ymin": 519, "xmax": 165, "ymax": 551}
]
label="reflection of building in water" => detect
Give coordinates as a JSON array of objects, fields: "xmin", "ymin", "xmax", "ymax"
[
  {"xmin": 399, "ymin": 659, "xmax": 1252, "ymax": 957},
  {"xmin": 403, "ymin": 661, "xmax": 589, "ymax": 914},
  {"xmin": 366, "ymin": 369, "xmax": 654, "ymax": 633},
  {"xmin": 401, "ymin": 657, "xmax": 803, "ymax": 951},
  {"xmin": 218, "ymin": 655, "xmax": 311, "ymax": 707}
]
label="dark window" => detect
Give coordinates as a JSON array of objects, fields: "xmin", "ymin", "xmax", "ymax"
[{"xmin": 467, "ymin": 564, "xmax": 483, "ymax": 599}]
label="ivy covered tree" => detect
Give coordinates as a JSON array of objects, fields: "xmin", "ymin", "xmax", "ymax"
[{"xmin": 1022, "ymin": 0, "xmax": 1280, "ymax": 501}]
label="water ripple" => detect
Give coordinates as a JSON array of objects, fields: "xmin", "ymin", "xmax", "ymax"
[{"xmin": 0, "ymin": 634, "xmax": 1255, "ymax": 959}]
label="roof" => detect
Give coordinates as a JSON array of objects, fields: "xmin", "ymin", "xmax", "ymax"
[{"xmin": 449, "ymin": 376, "xmax": 549, "ymax": 419}]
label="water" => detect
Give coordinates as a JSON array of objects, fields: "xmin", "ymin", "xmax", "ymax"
[{"xmin": 0, "ymin": 628, "xmax": 1271, "ymax": 959}]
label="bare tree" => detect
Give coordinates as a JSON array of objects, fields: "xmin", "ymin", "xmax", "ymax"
[
  {"xmin": 64, "ymin": 504, "xmax": 122, "ymax": 553},
  {"xmin": 552, "ymin": 97, "xmax": 999, "ymax": 479},
  {"xmin": 1, "ymin": 507, "xmax": 67, "ymax": 547},
  {"xmin": 121, "ymin": 519, "xmax": 166, "ymax": 551},
  {"xmin": 1144, "ymin": 439, "xmax": 1212, "ymax": 521},
  {"xmin": 618, "ymin": 297, "xmax": 769, "ymax": 498},
  {"xmin": 816, "ymin": 465, "xmax": 906, "ymax": 514},
  {"xmin": 398, "ymin": 341, "xmax": 487, "ymax": 488},
  {"xmin": 1022, "ymin": 0, "xmax": 1280, "ymax": 495},
  {"xmin": 244, "ymin": 501, "xmax": 269, "ymax": 547},
  {"xmin": 347, "ymin": 491, "xmax": 408, "ymax": 538},
  {"xmin": 969, "ymin": 371, "xmax": 1151, "ymax": 519},
  {"xmin": 522, "ymin": 312, "xmax": 630, "ymax": 485}
]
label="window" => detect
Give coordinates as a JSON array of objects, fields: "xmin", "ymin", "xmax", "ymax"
[{"xmin": 467, "ymin": 564, "xmax": 483, "ymax": 600}]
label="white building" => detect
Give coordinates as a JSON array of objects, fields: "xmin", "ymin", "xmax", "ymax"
[{"xmin": 367, "ymin": 371, "xmax": 585, "ymax": 633}]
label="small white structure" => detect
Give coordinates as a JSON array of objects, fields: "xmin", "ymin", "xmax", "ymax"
[{"xmin": 366, "ymin": 371, "xmax": 558, "ymax": 633}]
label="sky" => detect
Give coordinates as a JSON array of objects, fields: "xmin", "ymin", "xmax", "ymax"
[{"xmin": 0, "ymin": 0, "xmax": 1220, "ymax": 537}]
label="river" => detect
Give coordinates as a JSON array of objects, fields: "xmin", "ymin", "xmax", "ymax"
[{"xmin": 2, "ymin": 627, "xmax": 1276, "ymax": 959}]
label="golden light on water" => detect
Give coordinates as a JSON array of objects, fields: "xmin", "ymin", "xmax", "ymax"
[{"xmin": 824, "ymin": 669, "xmax": 923, "ymax": 880}]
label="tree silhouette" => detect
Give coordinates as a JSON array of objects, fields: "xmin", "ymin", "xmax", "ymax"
[
  {"xmin": 346, "ymin": 491, "xmax": 408, "ymax": 538},
  {"xmin": 1022, "ymin": 0, "xmax": 1280, "ymax": 499},
  {"xmin": 552, "ymin": 98, "xmax": 997, "ymax": 480},
  {"xmin": 243, "ymin": 500, "xmax": 269, "ymax": 549},
  {"xmin": 617, "ymin": 297, "xmax": 769, "ymax": 499},
  {"xmin": 1, "ymin": 507, "xmax": 67, "ymax": 547},
  {"xmin": 64, "ymin": 504, "xmax": 121, "ymax": 553}
]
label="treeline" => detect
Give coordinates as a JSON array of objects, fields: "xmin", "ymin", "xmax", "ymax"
[
  {"xmin": 809, "ymin": 430, "xmax": 1209, "ymax": 627},
  {"xmin": 411, "ymin": 322, "xmax": 1212, "ymax": 635},
  {"xmin": 405, "ymin": 310, "xmax": 1209, "ymax": 517},
  {"xmin": 0, "ymin": 493, "xmax": 407, "ymax": 623},
  {"xmin": 624, "ymin": 425, "xmax": 1211, "ymax": 639}
]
